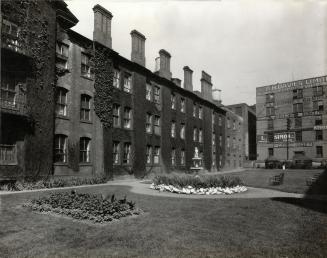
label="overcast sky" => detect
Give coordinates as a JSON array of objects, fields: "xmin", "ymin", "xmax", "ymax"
[{"xmin": 66, "ymin": 0, "xmax": 327, "ymax": 105}]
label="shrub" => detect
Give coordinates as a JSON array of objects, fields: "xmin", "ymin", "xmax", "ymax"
[
  {"xmin": 24, "ymin": 191, "xmax": 140, "ymax": 223},
  {"xmin": 153, "ymin": 173, "xmax": 243, "ymax": 189}
]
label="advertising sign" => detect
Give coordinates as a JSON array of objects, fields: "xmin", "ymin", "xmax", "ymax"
[
  {"xmin": 274, "ymin": 142, "xmax": 313, "ymax": 148},
  {"xmin": 274, "ymin": 132, "xmax": 295, "ymax": 142},
  {"xmin": 257, "ymin": 135, "xmax": 267, "ymax": 143},
  {"xmin": 314, "ymin": 125, "xmax": 327, "ymax": 130}
]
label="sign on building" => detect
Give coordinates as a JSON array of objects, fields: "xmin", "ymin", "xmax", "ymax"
[{"xmin": 274, "ymin": 132, "xmax": 295, "ymax": 142}]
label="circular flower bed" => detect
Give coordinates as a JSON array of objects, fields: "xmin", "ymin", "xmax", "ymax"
[{"xmin": 150, "ymin": 184, "xmax": 247, "ymax": 195}]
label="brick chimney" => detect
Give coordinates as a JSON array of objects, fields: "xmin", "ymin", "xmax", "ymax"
[
  {"xmin": 172, "ymin": 78, "xmax": 181, "ymax": 87},
  {"xmin": 212, "ymin": 88, "xmax": 222, "ymax": 106},
  {"xmin": 201, "ymin": 71, "xmax": 213, "ymax": 101},
  {"xmin": 157, "ymin": 49, "xmax": 172, "ymax": 80},
  {"xmin": 93, "ymin": 4, "xmax": 113, "ymax": 48},
  {"xmin": 130, "ymin": 30, "xmax": 146, "ymax": 66},
  {"xmin": 183, "ymin": 66, "xmax": 193, "ymax": 91}
]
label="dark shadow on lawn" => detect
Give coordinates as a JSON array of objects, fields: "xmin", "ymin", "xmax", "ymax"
[
  {"xmin": 305, "ymin": 168, "xmax": 327, "ymax": 195},
  {"xmin": 271, "ymin": 197, "xmax": 327, "ymax": 214}
]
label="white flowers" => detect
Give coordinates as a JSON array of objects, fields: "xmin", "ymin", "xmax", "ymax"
[{"xmin": 150, "ymin": 183, "xmax": 247, "ymax": 195}]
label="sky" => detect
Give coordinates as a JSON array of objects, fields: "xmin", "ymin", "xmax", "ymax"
[{"xmin": 65, "ymin": 0, "xmax": 327, "ymax": 106}]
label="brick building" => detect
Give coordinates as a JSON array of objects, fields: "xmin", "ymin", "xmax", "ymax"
[
  {"xmin": 226, "ymin": 103, "xmax": 257, "ymax": 161},
  {"xmin": 52, "ymin": 4, "xmax": 227, "ymax": 179},
  {"xmin": 256, "ymin": 75, "xmax": 327, "ymax": 164}
]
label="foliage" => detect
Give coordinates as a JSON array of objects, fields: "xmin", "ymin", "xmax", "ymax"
[
  {"xmin": 24, "ymin": 191, "xmax": 140, "ymax": 223},
  {"xmin": 67, "ymin": 140, "xmax": 79, "ymax": 172},
  {"xmin": 0, "ymin": 175, "xmax": 107, "ymax": 191},
  {"xmin": 153, "ymin": 173, "xmax": 243, "ymax": 189}
]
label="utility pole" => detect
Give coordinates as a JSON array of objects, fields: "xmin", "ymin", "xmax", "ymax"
[{"xmin": 286, "ymin": 118, "xmax": 291, "ymax": 161}]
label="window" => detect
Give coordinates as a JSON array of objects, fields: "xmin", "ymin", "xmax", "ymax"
[
  {"xmin": 113, "ymin": 142, "xmax": 120, "ymax": 164},
  {"xmin": 227, "ymin": 118, "xmax": 230, "ymax": 129},
  {"xmin": 80, "ymin": 94, "xmax": 91, "ymax": 121},
  {"xmin": 266, "ymin": 107, "xmax": 275, "ymax": 116},
  {"xmin": 56, "ymin": 88, "xmax": 68, "ymax": 116},
  {"xmin": 227, "ymin": 136, "xmax": 230, "ymax": 148},
  {"xmin": 218, "ymin": 116, "xmax": 222, "ymax": 126},
  {"xmin": 146, "ymin": 83, "xmax": 152, "ymax": 101},
  {"xmin": 293, "ymin": 89, "xmax": 303, "ymax": 99},
  {"xmin": 219, "ymin": 135, "xmax": 222, "ymax": 147},
  {"xmin": 313, "ymin": 86, "xmax": 323, "ymax": 97},
  {"xmin": 212, "ymin": 132, "xmax": 216, "ymax": 146},
  {"xmin": 123, "ymin": 107, "xmax": 132, "ymax": 129},
  {"xmin": 295, "ymin": 131, "xmax": 302, "ymax": 142},
  {"xmin": 56, "ymin": 42, "xmax": 69, "ymax": 69},
  {"xmin": 113, "ymin": 69, "xmax": 120, "ymax": 89},
  {"xmin": 171, "ymin": 121, "xmax": 176, "ymax": 138},
  {"xmin": 193, "ymin": 103, "xmax": 197, "ymax": 117},
  {"xmin": 199, "ymin": 106, "xmax": 203, "ymax": 119},
  {"xmin": 316, "ymin": 130, "xmax": 323, "ymax": 141},
  {"xmin": 113, "ymin": 104, "xmax": 121, "ymax": 127},
  {"xmin": 233, "ymin": 138, "xmax": 236, "ymax": 149},
  {"xmin": 54, "ymin": 134, "xmax": 67, "ymax": 163},
  {"xmin": 154, "ymin": 116, "xmax": 161, "ymax": 135},
  {"xmin": 154, "ymin": 146, "xmax": 160, "ymax": 164},
  {"xmin": 268, "ymin": 133, "xmax": 274, "ymax": 143},
  {"xmin": 212, "ymin": 152, "xmax": 216, "ymax": 167},
  {"xmin": 212, "ymin": 112, "xmax": 215, "ymax": 125},
  {"xmin": 171, "ymin": 148, "xmax": 176, "ymax": 165},
  {"xmin": 80, "ymin": 137, "xmax": 91, "ymax": 163},
  {"xmin": 313, "ymin": 100, "xmax": 323, "ymax": 111},
  {"xmin": 268, "ymin": 119, "xmax": 274, "ymax": 130},
  {"xmin": 1, "ymin": 78, "xmax": 17, "ymax": 105},
  {"xmin": 316, "ymin": 146, "xmax": 323, "ymax": 158},
  {"xmin": 123, "ymin": 143, "xmax": 131, "ymax": 164},
  {"xmin": 233, "ymin": 120, "xmax": 236, "ymax": 130},
  {"xmin": 180, "ymin": 98, "xmax": 185, "ymax": 112},
  {"xmin": 315, "ymin": 119, "xmax": 322, "ymax": 126},
  {"xmin": 268, "ymin": 148, "xmax": 274, "ymax": 157},
  {"xmin": 295, "ymin": 118, "xmax": 302, "ymax": 128},
  {"xmin": 199, "ymin": 129, "xmax": 203, "ymax": 143},
  {"xmin": 180, "ymin": 123, "xmax": 185, "ymax": 139},
  {"xmin": 154, "ymin": 86, "xmax": 160, "ymax": 104},
  {"xmin": 146, "ymin": 113, "xmax": 152, "ymax": 133},
  {"xmin": 171, "ymin": 93, "xmax": 176, "ymax": 109},
  {"xmin": 2, "ymin": 19, "xmax": 20, "ymax": 51},
  {"xmin": 146, "ymin": 145, "xmax": 152, "ymax": 164},
  {"xmin": 193, "ymin": 127, "xmax": 197, "ymax": 141},
  {"xmin": 293, "ymin": 103, "xmax": 303, "ymax": 113},
  {"xmin": 181, "ymin": 149, "xmax": 185, "ymax": 165},
  {"xmin": 123, "ymin": 73, "xmax": 132, "ymax": 93},
  {"xmin": 266, "ymin": 93, "xmax": 275, "ymax": 103},
  {"xmin": 81, "ymin": 53, "xmax": 93, "ymax": 79}
]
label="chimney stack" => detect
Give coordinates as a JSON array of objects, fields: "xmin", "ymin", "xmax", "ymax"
[
  {"xmin": 157, "ymin": 49, "xmax": 172, "ymax": 80},
  {"xmin": 183, "ymin": 66, "xmax": 193, "ymax": 91},
  {"xmin": 93, "ymin": 5, "xmax": 113, "ymax": 48},
  {"xmin": 172, "ymin": 78, "xmax": 181, "ymax": 87},
  {"xmin": 130, "ymin": 30, "xmax": 146, "ymax": 66},
  {"xmin": 212, "ymin": 88, "xmax": 222, "ymax": 106},
  {"xmin": 201, "ymin": 70, "xmax": 213, "ymax": 101}
]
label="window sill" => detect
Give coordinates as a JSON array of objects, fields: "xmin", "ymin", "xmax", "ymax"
[
  {"xmin": 123, "ymin": 127, "xmax": 133, "ymax": 131},
  {"xmin": 56, "ymin": 115, "xmax": 69, "ymax": 120},
  {"xmin": 81, "ymin": 75, "xmax": 94, "ymax": 81},
  {"xmin": 54, "ymin": 162, "xmax": 68, "ymax": 166},
  {"xmin": 113, "ymin": 125, "xmax": 121, "ymax": 129},
  {"xmin": 79, "ymin": 163, "xmax": 92, "ymax": 166},
  {"xmin": 80, "ymin": 120, "xmax": 92, "ymax": 124}
]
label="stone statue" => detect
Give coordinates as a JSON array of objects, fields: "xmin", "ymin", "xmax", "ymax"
[{"xmin": 194, "ymin": 147, "xmax": 199, "ymax": 158}]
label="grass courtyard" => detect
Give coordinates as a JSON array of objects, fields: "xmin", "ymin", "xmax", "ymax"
[{"xmin": 1, "ymin": 183, "xmax": 326, "ymax": 258}]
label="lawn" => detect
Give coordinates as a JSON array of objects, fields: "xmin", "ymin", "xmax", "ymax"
[
  {"xmin": 227, "ymin": 169, "xmax": 326, "ymax": 194},
  {"xmin": 0, "ymin": 185, "xmax": 326, "ymax": 258}
]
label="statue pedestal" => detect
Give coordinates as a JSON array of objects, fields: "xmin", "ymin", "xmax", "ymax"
[{"xmin": 190, "ymin": 157, "xmax": 203, "ymax": 173}]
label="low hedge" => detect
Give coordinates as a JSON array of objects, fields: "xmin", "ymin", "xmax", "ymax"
[
  {"xmin": 153, "ymin": 173, "xmax": 243, "ymax": 189},
  {"xmin": 24, "ymin": 191, "xmax": 141, "ymax": 223},
  {"xmin": 0, "ymin": 175, "xmax": 107, "ymax": 191}
]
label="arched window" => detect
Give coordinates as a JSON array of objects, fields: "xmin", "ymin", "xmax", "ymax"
[
  {"xmin": 80, "ymin": 137, "xmax": 91, "ymax": 163},
  {"xmin": 54, "ymin": 134, "xmax": 67, "ymax": 163}
]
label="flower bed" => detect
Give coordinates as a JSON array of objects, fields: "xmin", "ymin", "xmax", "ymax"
[
  {"xmin": 0, "ymin": 175, "xmax": 107, "ymax": 191},
  {"xmin": 24, "ymin": 191, "xmax": 142, "ymax": 223},
  {"xmin": 150, "ymin": 173, "xmax": 247, "ymax": 195}
]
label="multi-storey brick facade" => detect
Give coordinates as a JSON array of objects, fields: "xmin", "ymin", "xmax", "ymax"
[{"xmin": 256, "ymin": 75, "xmax": 327, "ymax": 164}]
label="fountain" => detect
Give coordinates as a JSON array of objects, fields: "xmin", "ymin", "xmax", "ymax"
[{"xmin": 190, "ymin": 147, "xmax": 203, "ymax": 173}]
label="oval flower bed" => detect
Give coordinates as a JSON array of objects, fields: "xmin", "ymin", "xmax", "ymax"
[
  {"xmin": 24, "ymin": 191, "xmax": 142, "ymax": 223},
  {"xmin": 150, "ymin": 174, "xmax": 247, "ymax": 195}
]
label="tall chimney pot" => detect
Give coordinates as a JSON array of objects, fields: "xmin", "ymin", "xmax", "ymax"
[
  {"xmin": 130, "ymin": 30, "xmax": 146, "ymax": 66},
  {"xmin": 183, "ymin": 66, "xmax": 193, "ymax": 91},
  {"xmin": 93, "ymin": 4, "xmax": 113, "ymax": 48}
]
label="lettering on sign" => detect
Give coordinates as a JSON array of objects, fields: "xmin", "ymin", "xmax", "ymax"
[
  {"xmin": 257, "ymin": 135, "xmax": 267, "ymax": 143},
  {"xmin": 313, "ymin": 125, "xmax": 327, "ymax": 130},
  {"xmin": 274, "ymin": 132, "xmax": 295, "ymax": 142},
  {"xmin": 273, "ymin": 142, "xmax": 313, "ymax": 148}
]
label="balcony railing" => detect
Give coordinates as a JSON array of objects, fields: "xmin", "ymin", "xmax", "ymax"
[
  {"xmin": 0, "ymin": 145, "xmax": 17, "ymax": 165},
  {"xmin": 0, "ymin": 95, "xmax": 27, "ymax": 116}
]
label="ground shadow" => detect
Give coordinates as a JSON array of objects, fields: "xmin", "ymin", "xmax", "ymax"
[{"xmin": 272, "ymin": 168, "xmax": 327, "ymax": 214}]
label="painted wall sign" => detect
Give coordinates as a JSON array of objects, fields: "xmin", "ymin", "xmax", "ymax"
[
  {"xmin": 273, "ymin": 142, "xmax": 313, "ymax": 148},
  {"xmin": 274, "ymin": 132, "xmax": 295, "ymax": 142},
  {"xmin": 314, "ymin": 125, "xmax": 327, "ymax": 130},
  {"xmin": 257, "ymin": 110, "xmax": 326, "ymax": 121},
  {"xmin": 257, "ymin": 135, "xmax": 267, "ymax": 143}
]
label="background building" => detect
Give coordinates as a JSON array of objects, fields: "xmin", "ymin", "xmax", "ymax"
[
  {"xmin": 227, "ymin": 103, "xmax": 257, "ymax": 162},
  {"xmin": 256, "ymin": 75, "xmax": 327, "ymax": 164}
]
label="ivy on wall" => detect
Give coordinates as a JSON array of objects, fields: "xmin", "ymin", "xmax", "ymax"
[
  {"xmin": 2, "ymin": 0, "xmax": 56, "ymax": 179},
  {"xmin": 68, "ymin": 140, "xmax": 79, "ymax": 172}
]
